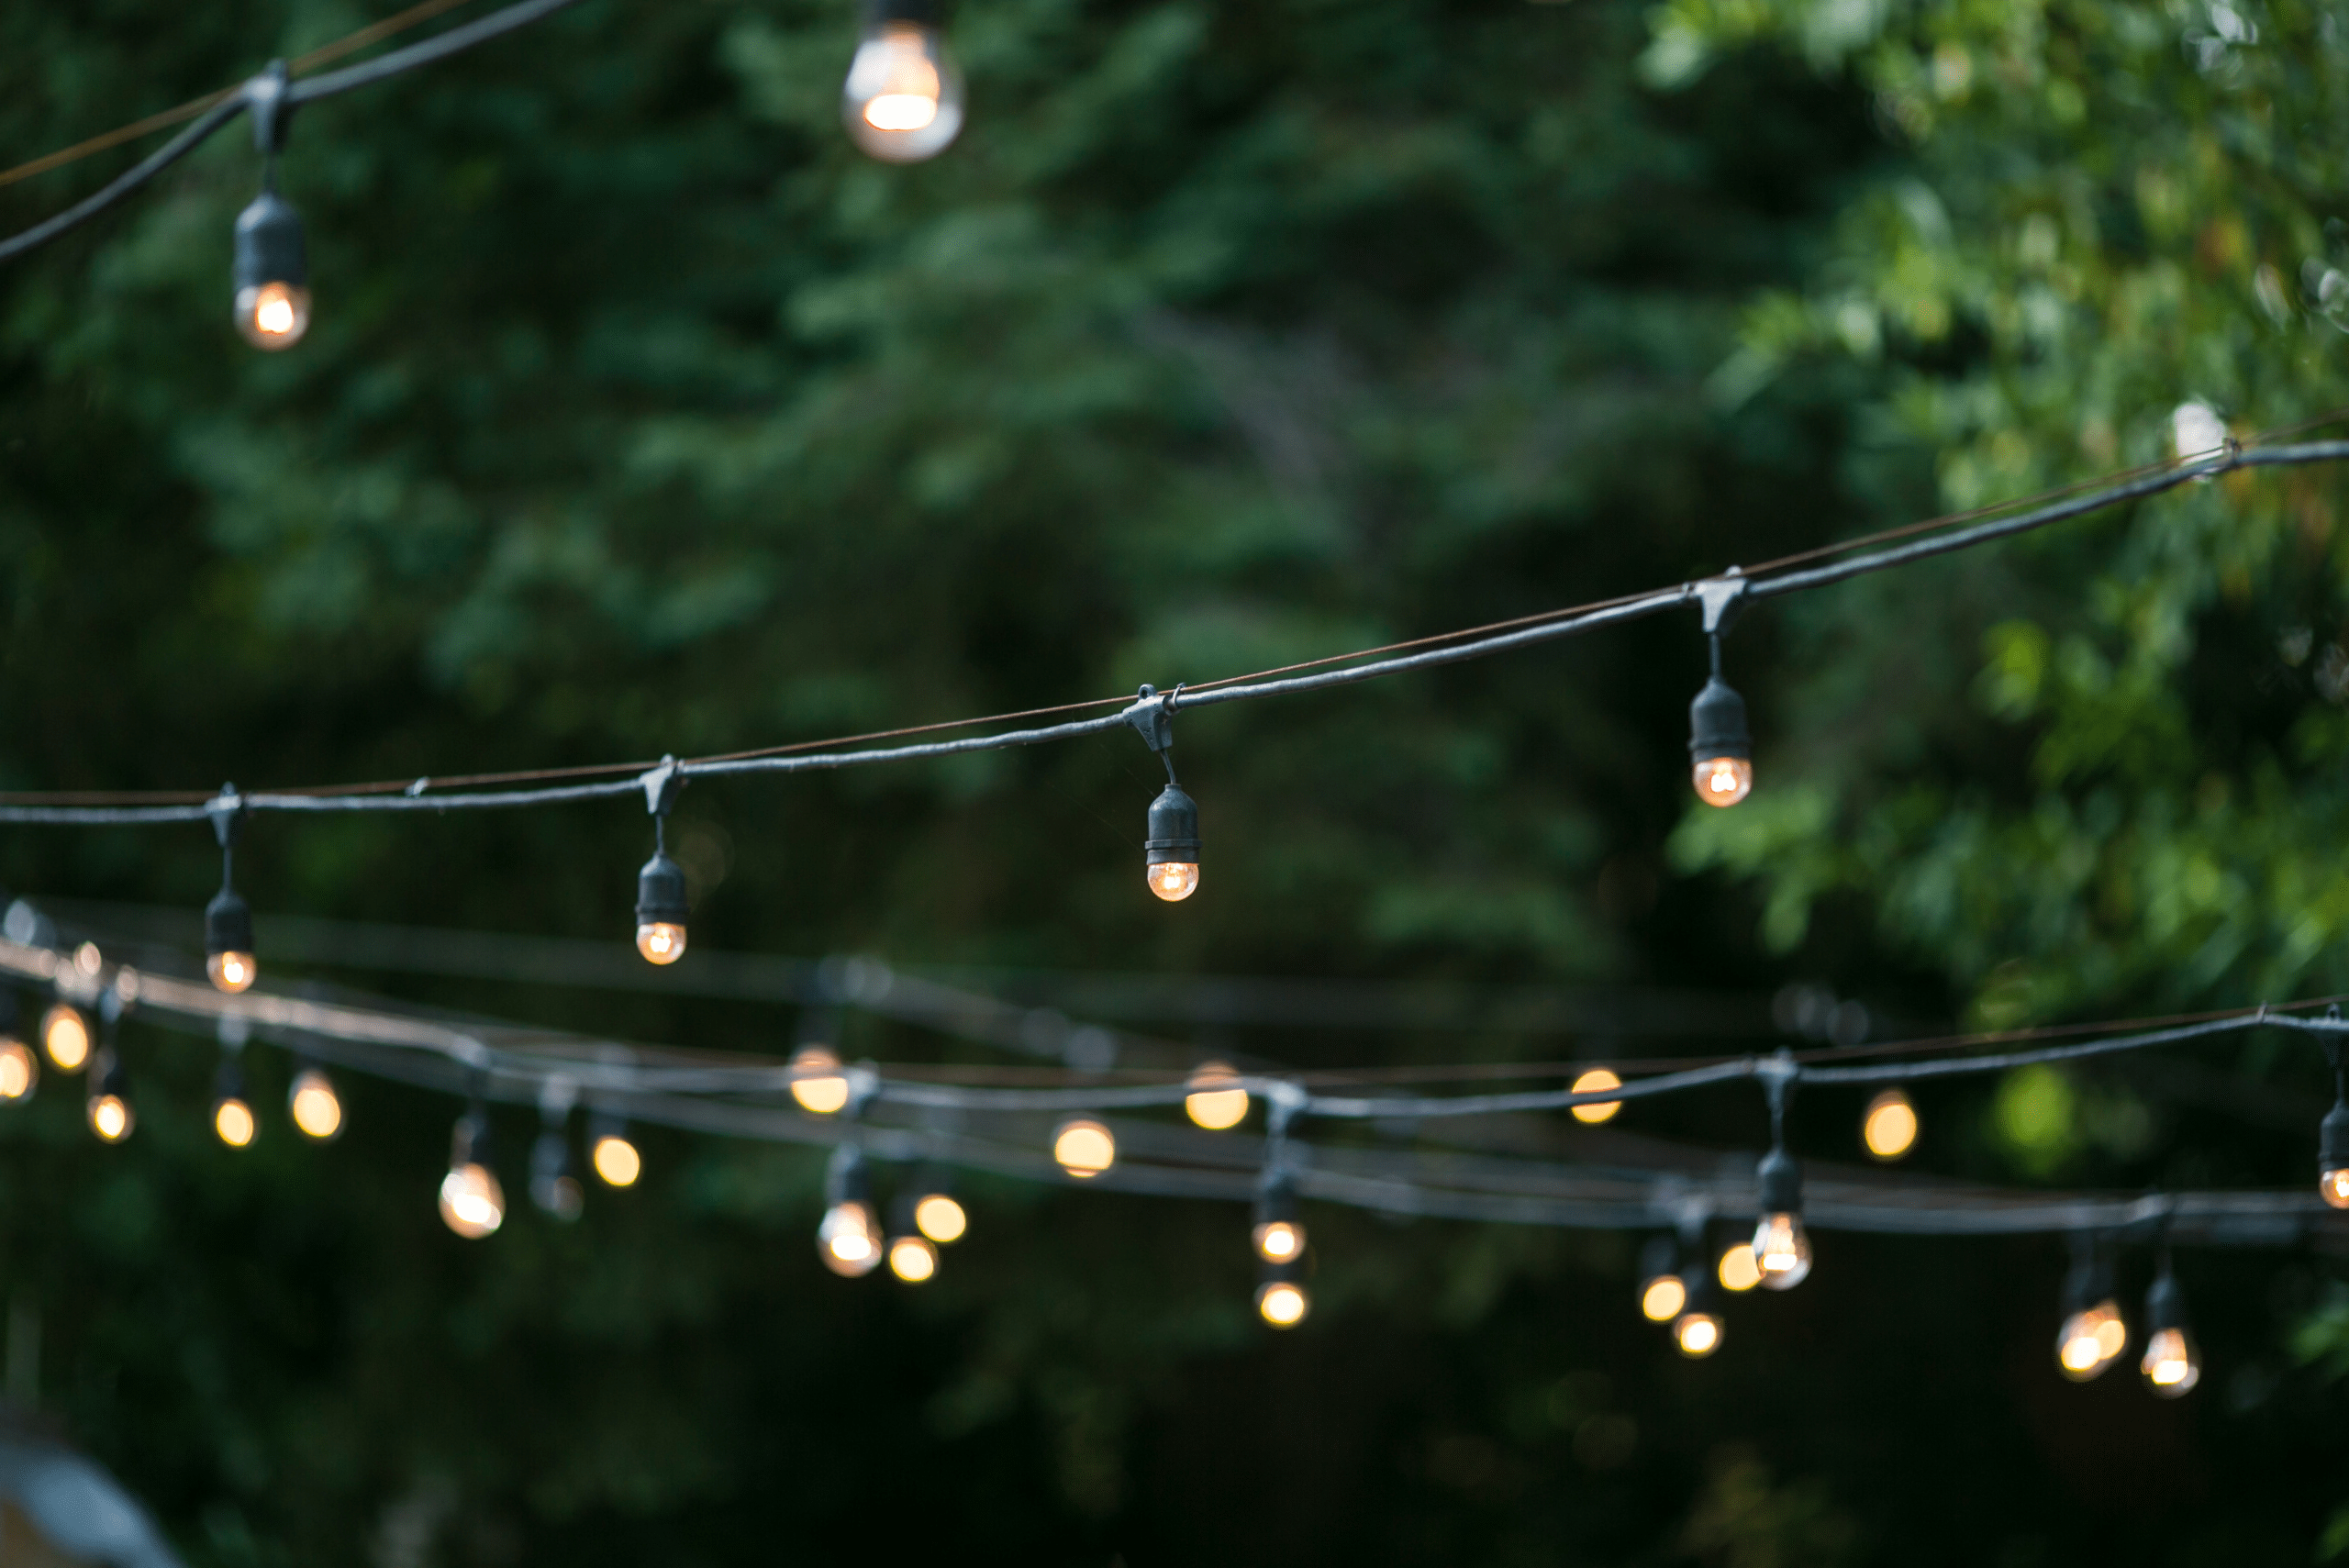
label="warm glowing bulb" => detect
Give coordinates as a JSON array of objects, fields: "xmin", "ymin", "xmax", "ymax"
[
  {"xmin": 0, "ymin": 1040, "xmax": 38, "ymax": 1102},
  {"xmin": 1149, "ymin": 862, "xmax": 1200, "ymax": 902},
  {"xmin": 1253, "ymin": 1220, "xmax": 1306, "ymax": 1263},
  {"xmin": 1751, "ymin": 1213, "xmax": 1812, "ymax": 1290},
  {"xmin": 2141, "ymin": 1327, "xmax": 2199, "ymax": 1396},
  {"xmin": 1674, "ymin": 1311, "xmax": 1722, "ymax": 1357},
  {"xmin": 591, "ymin": 1134, "xmax": 641, "ymax": 1187},
  {"xmin": 1862, "ymin": 1090, "xmax": 1918, "ymax": 1160},
  {"xmin": 915, "ymin": 1193, "xmax": 967, "ymax": 1243},
  {"xmin": 1053, "ymin": 1118, "xmax": 1116, "ymax": 1177},
  {"xmin": 214, "ymin": 1098, "xmax": 256, "ymax": 1148},
  {"xmin": 2056, "ymin": 1301, "xmax": 2125, "ymax": 1380},
  {"xmin": 440, "ymin": 1162, "xmax": 506, "ymax": 1239},
  {"xmin": 41, "ymin": 1006, "xmax": 88, "ymax": 1073},
  {"xmin": 1641, "ymin": 1273, "xmax": 1687, "ymax": 1323},
  {"xmin": 235, "ymin": 282, "xmax": 312, "ymax": 349},
  {"xmin": 87, "ymin": 1095, "xmax": 132, "ymax": 1144},
  {"xmin": 1186, "ymin": 1062, "xmax": 1250, "ymax": 1129},
  {"xmin": 888, "ymin": 1234, "xmax": 939, "ymax": 1283},
  {"xmin": 1570, "ymin": 1068, "xmax": 1623, "ymax": 1124},
  {"xmin": 1692, "ymin": 756, "xmax": 1753, "ymax": 807},
  {"xmin": 206, "ymin": 951, "xmax": 257, "ymax": 994},
  {"xmin": 818, "ymin": 1201, "xmax": 881, "ymax": 1276},
  {"xmin": 789, "ymin": 1047, "xmax": 851, "ymax": 1114},
  {"xmin": 289, "ymin": 1069, "xmax": 343, "ymax": 1140},
  {"xmin": 636, "ymin": 921, "xmax": 687, "ymax": 965},
  {"xmin": 842, "ymin": 22, "xmax": 963, "ymax": 161},
  {"xmin": 1256, "ymin": 1280, "xmax": 1309, "ymax": 1327},
  {"xmin": 2323, "ymin": 1167, "xmax": 2349, "ymax": 1209},
  {"xmin": 1717, "ymin": 1242, "xmax": 1761, "ymax": 1293}
]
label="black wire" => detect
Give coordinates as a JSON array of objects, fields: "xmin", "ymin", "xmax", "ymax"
[{"xmin": 0, "ymin": 95, "xmax": 249, "ymax": 264}]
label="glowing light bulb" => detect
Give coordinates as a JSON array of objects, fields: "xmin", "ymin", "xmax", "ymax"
[
  {"xmin": 234, "ymin": 281, "xmax": 312, "ymax": 350},
  {"xmin": 915, "ymin": 1193, "xmax": 967, "ymax": 1243},
  {"xmin": 1717, "ymin": 1242, "xmax": 1761, "ymax": 1293},
  {"xmin": 2141, "ymin": 1327, "xmax": 2199, "ymax": 1396},
  {"xmin": 1185, "ymin": 1062, "xmax": 1250, "ymax": 1129},
  {"xmin": 2171, "ymin": 400, "xmax": 2228, "ymax": 462},
  {"xmin": 206, "ymin": 951, "xmax": 256, "ymax": 994},
  {"xmin": 0, "ymin": 1040, "xmax": 39, "ymax": 1102},
  {"xmin": 887, "ymin": 1233, "xmax": 939, "ymax": 1283},
  {"xmin": 591, "ymin": 1134, "xmax": 642, "ymax": 1187},
  {"xmin": 289, "ymin": 1068, "xmax": 343, "ymax": 1140},
  {"xmin": 2056, "ymin": 1300, "xmax": 2125, "ymax": 1381},
  {"xmin": 1570, "ymin": 1068, "xmax": 1622, "ymax": 1124},
  {"xmin": 1641, "ymin": 1273, "xmax": 1687, "ymax": 1323},
  {"xmin": 1053, "ymin": 1117, "xmax": 1116, "ymax": 1177},
  {"xmin": 1751, "ymin": 1212, "xmax": 1812, "ymax": 1290},
  {"xmin": 1256, "ymin": 1280, "xmax": 1309, "ymax": 1327},
  {"xmin": 1149, "ymin": 862, "xmax": 1200, "ymax": 903},
  {"xmin": 818, "ymin": 1201, "xmax": 882, "ymax": 1276},
  {"xmin": 1692, "ymin": 755, "xmax": 1753, "ymax": 807},
  {"xmin": 214, "ymin": 1097, "xmax": 256, "ymax": 1148},
  {"xmin": 2323, "ymin": 1167, "xmax": 2349, "ymax": 1209},
  {"xmin": 841, "ymin": 18, "xmax": 964, "ymax": 162},
  {"xmin": 1253, "ymin": 1219, "xmax": 1306, "ymax": 1263},
  {"xmin": 789, "ymin": 1047, "xmax": 852, "ymax": 1114},
  {"xmin": 1674, "ymin": 1311, "xmax": 1723, "ymax": 1357},
  {"xmin": 40, "ymin": 1006, "xmax": 89, "ymax": 1073},
  {"xmin": 635, "ymin": 922, "xmax": 686, "ymax": 965},
  {"xmin": 439, "ymin": 1162, "xmax": 506, "ymax": 1239},
  {"xmin": 88, "ymin": 1094, "xmax": 133, "ymax": 1143},
  {"xmin": 1862, "ymin": 1090, "xmax": 1918, "ymax": 1160}
]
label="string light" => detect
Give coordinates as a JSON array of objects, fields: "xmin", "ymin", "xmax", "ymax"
[
  {"xmin": 529, "ymin": 1084, "xmax": 584, "ymax": 1219},
  {"xmin": 1252, "ymin": 1171, "xmax": 1305, "ymax": 1264},
  {"xmin": 1185, "ymin": 1061, "xmax": 1250, "ymax": 1129},
  {"xmin": 841, "ymin": 0, "xmax": 964, "ymax": 163},
  {"xmin": 1638, "ymin": 1235, "xmax": 1686, "ymax": 1322},
  {"xmin": 2139, "ymin": 1251, "xmax": 2199, "ymax": 1396},
  {"xmin": 1861, "ymin": 1089, "xmax": 1918, "ymax": 1160},
  {"xmin": 204, "ymin": 794, "xmax": 257, "ymax": 994},
  {"xmin": 288, "ymin": 1063, "xmax": 344, "ymax": 1140},
  {"xmin": 84, "ymin": 985, "xmax": 134, "ymax": 1143},
  {"xmin": 212, "ymin": 1053, "xmax": 256, "ymax": 1149},
  {"xmin": 1255, "ymin": 1259, "xmax": 1309, "ymax": 1328},
  {"xmin": 1130, "ymin": 685, "xmax": 1201, "ymax": 903},
  {"xmin": 1673, "ymin": 1269, "xmax": 1725, "ymax": 1358},
  {"xmin": 439, "ymin": 1107, "xmax": 506, "ymax": 1239},
  {"xmin": 1052, "ymin": 1117, "xmax": 1116, "ymax": 1177},
  {"xmin": 818, "ymin": 1147, "xmax": 883, "ymax": 1277},
  {"xmin": 589, "ymin": 1113, "xmax": 642, "ymax": 1188},
  {"xmin": 2319, "ymin": 1033, "xmax": 2349, "ymax": 1208},
  {"xmin": 1751, "ymin": 1066, "xmax": 1811, "ymax": 1289},
  {"xmin": 40, "ymin": 1003, "xmax": 89, "ymax": 1073},
  {"xmin": 1717, "ymin": 1242, "xmax": 1761, "ymax": 1293},
  {"xmin": 1688, "ymin": 583, "xmax": 1753, "ymax": 808},
  {"xmin": 909, "ymin": 1172, "xmax": 967, "ymax": 1244},
  {"xmin": 1569, "ymin": 1068, "xmax": 1622, "ymax": 1124},
  {"xmin": 886, "ymin": 1211, "xmax": 940, "ymax": 1283},
  {"xmin": 0, "ymin": 995, "xmax": 35, "ymax": 1104},
  {"xmin": 231, "ymin": 69, "xmax": 311, "ymax": 352},
  {"xmin": 2054, "ymin": 1239, "xmax": 2125, "ymax": 1381},
  {"xmin": 789, "ymin": 1043, "xmax": 852, "ymax": 1115}
]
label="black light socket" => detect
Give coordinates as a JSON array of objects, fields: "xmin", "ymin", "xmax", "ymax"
[
  {"xmin": 1688, "ymin": 676, "xmax": 1751, "ymax": 762},
  {"xmin": 1755, "ymin": 1145, "xmax": 1802, "ymax": 1214},
  {"xmin": 232, "ymin": 191, "xmax": 307, "ymax": 294},
  {"xmin": 1144, "ymin": 784, "xmax": 1200, "ymax": 867},
  {"xmin": 635, "ymin": 851, "xmax": 689, "ymax": 927},
  {"xmin": 205, "ymin": 887, "xmax": 254, "ymax": 959}
]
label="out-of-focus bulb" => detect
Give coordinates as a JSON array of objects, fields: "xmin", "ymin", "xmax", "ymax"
[
  {"xmin": 887, "ymin": 1233, "xmax": 939, "ymax": 1283},
  {"xmin": 1693, "ymin": 756, "xmax": 1753, "ymax": 807},
  {"xmin": 841, "ymin": 20, "xmax": 964, "ymax": 161},
  {"xmin": 1752, "ymin": 1212, "xmax": 1812, "ymax": 1290},
  {"xmin": 1718, "ymin": 1242, "xmax": 1761, "ymax": 1293},
  {"xmin": 591, "ymin": 1134, "xmax": 641, "ymax": 1187},
  {"xmin": 1674, "ymin": 1311, "xmax": 1723, "ymax": 1357},
  {"xmin": 789, "ymin": 1046, "xmax": 852, "ymax": 1114},
  {"xmin": 88, "ymin": 1093, "xmax": 133, "ymax": 1143},
  {"xmin": 2322, "ymin": 1166, "xmax": 2349, "ymax": 1209},
  {"xmin": 0, "ymin": 1040, "xmax": 39, "ymax": 1102},
  {"xmin": 207, "ymin": 951, "xmax": 257, "ymax": 994},
  {"xmin": 1253, "ymin": 1219, "xmax": 1306, "ymax": 1263},
  {"xmin": 1641, "ymin": 1273, "xmax": 1687, "ymax": 1323},
  {"xmin": 915, "ymin": 1193, "xmax": 967, "ymax": 1243},
  {"xmin": 41, "ymin": 1006, "xmax": 89, "ymax": 1073},
  {"xmin": 635, "ymin": 922, "xmax": 686, "ymax": 965},
  {"xmin": 234, "ymin": 282, "xmax": 312, "ymax": 350},
  {"xmin": 2171, "ymin": 401, "xmax": 2228, "ymax": 461},
  {"xmin": 289, "ymin": 1068, "xmax": 343, "ymax": 1140},
  {"xmin": 1186, "ymin": 1062, "xmax": 1250, "ymax": 1129},
  {"xmin": 1570, "ymin": 1068, "xmax": 1623, "ymax": 1124},
  {"xmin": 2141, "ymin": 1327, "xmax": 2199, "ymax": 1396},
  {"xmin": 818, "ymin": 1200, "xmax": 882, "ymax": 1276},
  {"xmin": 1053, "ymin": 1117, "xmax": 1116, "ymax": 1177},
  {"xmin": 214, "ymin": 1097, "xmax": 256, "ymax": 1148},
  {"xmin": 1862, "ymin": 1090, "xmax": 1918, "ymax": 1160},
  {"xmin": 1256, "ymin": 1280, "xmax": 1309, "ymax": 1327},
  {"xmin": 2056, "ymin": 1300, "xmax": 2125, "ymax": 1380},
  {"xmin": 1149, "ymin": 862, "xmax": 1200, "ymax": 903},
  {"xmin": 440, "ymin": 1162, "xmax": 505, "ymax": 1239}
]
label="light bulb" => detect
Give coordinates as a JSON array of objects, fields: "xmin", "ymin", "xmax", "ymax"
[
  {"xmin": 2056, "ymin": 1300, "xmax": 2125, "ymax": 1380},
  {"xmin": 887, "ymin": 1233, "xmax": 939, "ymax": 1283},
  {"xmin": 1053, "ymin": 1117, "xmax": 1116, "ymax": 1177},
  {"xmin": 1862, "ymin": 1090, "xmax": 1918, "ymax": 1160},
  {"xmin": 841, "ymin": 18, "xmax": 964, "ymax": 161},
  {"xmin": 1149, "ymin": 862, "xmax": 1200, "ymax": 902},
  {"xmin": 214, "ymin": 1097, "xmax": 256, "ymax": 1148},
  {"xmin": 88, "ymin": 1094, "xmax": 133, "ymax": 1143},
  {"xmin": 1692, "ymin": 755, "xmax": 1753, "ymax": 807},
  {"xmin": 789, "ymin": 1046, "xmax": 852, "ymax": 1114},
  {"xmin": 915, "ymin": 1193, "xmax": 967, "ymax": 1243},
  {"xmin": 818, "ymin": 1200, "xmax": 882, "ymax": 1276},
  {"xmin": 1641, "ymin": 1273, "xmax": 1687, "ymax": 1323},
  {"xmin": 234, "ymin": 281, "xmax": 311, "ymax": 350},
  {"xmin": 1751, "ymin": 1212, "xmax": 1812, "ymax": 1290},
  {"xmin": 1185, "ymin": 1062, "xmax": 1250, "ymax": 1129},
  {"xmin": 2141, "ymin": 1327, "xmax": 2199, "ymax": 1396},
  {"xmin": 289, "ymin": 1068, "xmax": 343, "ymax": 1140},
  {"xmin": 439, "ymin": 1162, "xmax": 506, "ymax": 1239},
  {"xmin": 591, "ymin": 1133, "xmax": 642, "ymax": 1187},
  {"xmin": 206, "ymin": 951, "xmax": 257, "ymax": 995},
  {"xmin": 1253, "ymin": 1219, "xmax": 1306, "ymax": 1263},
  {"xmin": 40, "ymin": 1005, "xmax": 88, "ymax": 1073},
  {"xmin": 1256, "ymin": 1280, "xmax": 1309, "ymax": 1328},
  {"xmin": 2323, "ymin": 1167, "xmax": 2349, "ymax": 1209},
  {"xmin": 0, "ymin": 1040, "xmax": 39, "ymax": 1102},
  {"xmin": 1674, "ymin": 1311, "xmax": 1723, "ymax": 1357},
  {"xmin": 1570, "ymin": 1068, "xmax": 1623, "ymax": 1124},
  {"xmin": 1717, "ymin": 1242, "xmax": 1761, "ymax": 1293},
  {"xmin": 635, "ymin": 922, "xmax": 687, "ymax": 965}
]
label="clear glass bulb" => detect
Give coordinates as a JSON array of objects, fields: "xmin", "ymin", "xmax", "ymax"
[
  {"xmin": 1674, "ymin": 1310, "xmax": 1723, "ymax": 1358},
  {"xmin": 1149, "ymin": 862, "xmax": 1200, "ymax": 902},
  {"xmin": 789, "ymin": 1046, "xmax": 851, "ymax": 1114},
  {"xmin": 818, "ymin": 1201, "xmax": 882, "ymax": 1276},
  {"xmin": 207, "ymin": 951, "xmax": 257, "ymax": 994},
  {"xmin": 1185, "ymin": 1062, "xmax": 1249, "ymax": 1129},
  {"xmin": 1717, "ymin": 1242, "xmax": 1761, "ymax": 1293},
  {"xmin": 235, "ymin": 282, "xmax": 312, "ymax": 350},
  {"xmin": 2056, "ymin": 1300, "xmax": 2125, "ymax": 1380},
  {"xmin": 1692, "ymin": 756, "xmax": 1753, "ymax": 807},
  {"xmin": 636, "ymin": 921, "xmax": 687, "ymax": 965},
  {"xmin": 87, "ymin": 1094, "xmax": 133, "ymax": 1144},
  {"xmin": 1253, "ymin": 1220, "xmax": 1306, "ymax": 1263},
  {"xmin": 915, "ymin": 1193, "xmax": 967, "ymax": 1243},
  {"xmin": 2322, "ymin": 1166, "xmax": 2349, "ymax": 1209},
  {"xmin": 887, "ymin": 1234, "xmax": 939, "ymax": 1284},
  {"xmin": 1053, "ymin": 1118, "xmax": 1116, "ymax": 1177},
  {"xmin": 41, "ymin": 1006, "xmax": 88, "ymax": 1073},
  {"xmin": 0, "ymin": 1040, "xmax": 39, "ymax": 1102},
  {"xmin": 1752, "ymin": 1212, "xmax": 1812, "ymax": 1290},
  {"xmin": 440, "ymin": 1161, "xmax": 505, "ymax": 1238},
  {"xmin": 1641, "ymin": 1273, "xmax": 1687, "ymax": 1323},
  {"xmin": 1256, "ymin": 1280, "xmax": 1309, "ymax": 1328},
  {"xmin": 1862, "ymin": 1090, "xmax": 1918, "ymax": 1159},
  {"xmin": 214, "ymin": 1097, "xmax": 256, "ymax": 1148},
  {"xmin": 591, "ymin": 1134, "xmax": 642, "ymax": 1187},
  {"xmin": 1570, "ymin": 1067, "xmax": 1622, "ymax": 1124},
  {"xmin": 841, "ymin": 21, "xmax": 964, "ymax": 161},
  {"xmin": 2141, "ymin": 1327, "xmax": 2200, "ymax": 1396},
  {"xmin": 289, "ymin": 1069, "xmax": 343, "ymax": 1140}
]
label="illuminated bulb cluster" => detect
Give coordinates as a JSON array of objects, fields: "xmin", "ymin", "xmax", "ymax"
[{"xmin": 817, "ymin": 1150, "xmax": 966, "ymax": 1284}]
